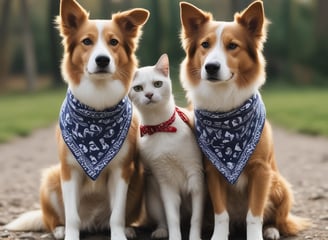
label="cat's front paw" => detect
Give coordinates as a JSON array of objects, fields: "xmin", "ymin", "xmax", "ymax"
[
  {"xmin": 151, "ymin": 227, "xmax": 168, "ymax": 239},
  {"xmin": 53, "ymin": 226, "xmax": 65, "ymax": 240},
  {"xmin": 64, "ymin": 230, "xmax": 79, "ymax": 240},
  {"xmin": 125, "ymin": 227, "xmax": 137, "ymax": 238},
  {"xmin": 111, "ymin": 227, "xmax": 127, "ymax": 240},
  {"xmin": 189, "ymin": 236, "xmax": 202, "ymax": 240}
]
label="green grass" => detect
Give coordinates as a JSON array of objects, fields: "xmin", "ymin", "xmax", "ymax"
[
  {"xmin": 262, "ymin": 87, "xmax": 328, "ymax": 136},
  {"xmin": 0, "ymin": 89, "xmax": 66, "ymax": 143},
  {"xmin": 0, "ymin": 87, "xmax": 327, "ymax": 143}
]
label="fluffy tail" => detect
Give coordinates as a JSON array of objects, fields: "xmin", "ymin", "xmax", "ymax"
[
  {"xmin": 278, "ymin": 214, "xmax": 311, "ymax": 236},
  {"xmin": 5, "ymin": 210, "xmax": 45, "ymax": 232},
  {"xmin": 271, "ymin": 174, "xmax": 311, "ymax": 236}
]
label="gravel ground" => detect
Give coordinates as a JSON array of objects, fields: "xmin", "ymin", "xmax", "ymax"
[{"xmin": 0, "ymin": 125, "xmax": 327, "ymax": 240}]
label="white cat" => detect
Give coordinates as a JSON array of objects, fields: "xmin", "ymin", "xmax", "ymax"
[{"xmin": 129, "ymin": 54, "xmax": 205, "ymax": 240}]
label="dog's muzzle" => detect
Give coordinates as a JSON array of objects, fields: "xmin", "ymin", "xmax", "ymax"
[
  {"xmin": 205, "ymin": 62, "xmax": 220, "ymax": 81},
  {"xmin": 95, "ymin": 55, "xmax": 110, "ymax": 73}
]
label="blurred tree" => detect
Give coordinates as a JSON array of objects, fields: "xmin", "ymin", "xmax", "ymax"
[
  {"xmin": 210, "ymin": 0, "xmax": 231, "ymax": 21},
  {"xmin": 100, "ymin": 0, "xmax": 112, "ymax": 18},
  {"xmin": 283, "ymin": 0, "xmax": 293, "ymax": 80},
  {"xmin": 150, "ymin": 0, "xmax": 162, "ymax": 61},
  {"xmin": 1, "ymin": 0, "xmax": 327, "ymax": 92},
  {"xmin": 21, "ymin": 0, "xmax": 37, "ymax": 92},
  {"xmin": 167, "ymin": 0, "xmax": 183, "ymax": 72},
  {"xmin": 48, "ymin": 0, "xmax": 63, "ymax": 87},
  {"xmin": 315, "ymin": 0, "xmax": 328, "ymax": 39},
  {"xmin": 122, "ymin": 0, "xmax": 132, "ymax": 9},
  {"xmin": 264, "ymin": 0, "xmax": 294, "ymax": 83},
  {"xmin": 0, "ymin": 0, "xmax": 11, "ymax": 89},
  {"xmin": 138, "ymin": 0, "xmax": 163, "ymax": 65},
  {"xmin": 314, "ymin": 0, "xmax": 328, "ymax": 75},
  {"xmin": 231, "ymin": 0, "xmax": 252, "ymax": 14}
]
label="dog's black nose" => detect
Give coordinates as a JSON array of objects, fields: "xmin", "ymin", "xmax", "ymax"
[
  {"xmin": 95, "ymin": 56, "xmax": 110, "ymax": 68},
  {"xmin": 205, "ymin": 62, "xmax": 220, "ymax": 75}
]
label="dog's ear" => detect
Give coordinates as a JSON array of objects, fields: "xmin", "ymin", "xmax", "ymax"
[
  {"xmin": 179, "ymin": 2, "xmax": 212, "ymax": 37},
  {"xmin": 57, "ymin": 0, "xmax": 88, "ymax": 36},
  {"xmin": 113, "ymin": 8, "xmax": 150, "ymax": 38},
  {"xmin": 235, "ymin": 1, "xmax": 268, "ymax": 39},
  {"xmin": 155, "ymin": 54, "xmax": 169, "ymax": 77}
]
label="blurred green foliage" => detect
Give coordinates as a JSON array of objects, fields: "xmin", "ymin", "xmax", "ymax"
[
  {"xmin": 262, "ymin": 87, "xmax": 328, "ymax": 136},
  {"xmin": 0, "ymin": 89, "xmax": 65, "ymax": 143},
  {"xmin": 1, "ymin": 0, "xmax": 328, "ymax": 89},
  {"xmin": 0, "ymin": 87, "xmax": 326, "ymax": 143},
  {"xmin": 0, "ymin": 0, "xmax": 327, "ymax": 141}
]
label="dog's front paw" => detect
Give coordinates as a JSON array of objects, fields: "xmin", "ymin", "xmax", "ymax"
[
  {"xmin": 211, "ymin": 211, "xmax": 229, "ymax": 240},
  {"xmin": 246, "ymin": 211, "xmax": 263, "ymax": 240},
  {"xmin": 189, "ymin": 228, "xmax": 201, "ymax": 240},
  {"xmin": 247, "ymin": 222, "xmax": 263, "ymax": 240},
  {"xmin": 64, "ymin": 229, "xmax": 79, "ymax": 240},
  {"xmin": 111, "ymin": 228, "xmax": 127, "ymax": 240},
  {"xmin": 263, "ymin": 227, "xmax": 280, "ymax": 240},
  {"xmin": 151, "ymin": 227, "xmax": 168, "ymax": 239},
  {"xmin": 189, "ymin": 236, "xmax": 201, "ymax": 240},
  {"xmin": 53, "ymin": 226, "xmax": 65, "ymax": 240}
]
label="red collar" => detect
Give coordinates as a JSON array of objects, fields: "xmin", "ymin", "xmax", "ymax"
[{"xmin": 140, "ymin": 107, "xmax": 189, "ymax": 137}]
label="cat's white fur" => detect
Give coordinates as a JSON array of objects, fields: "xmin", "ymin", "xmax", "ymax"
[{"xmin": 129, "ymin": 54, "xmax": 205, "ymax": 240}]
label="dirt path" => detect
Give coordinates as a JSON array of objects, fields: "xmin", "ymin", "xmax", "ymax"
[{"xmin": 0, "ymin": 125, "xmax": 327, "ymax": 239}]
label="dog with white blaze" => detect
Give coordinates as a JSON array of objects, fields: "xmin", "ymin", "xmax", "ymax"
[
  {"xmin": 5, "ymin": 0, "xmax": 149, "ymax": 239},
  {"xmin": 179, "ymin": 1, "xmax": 310, "ymax": 240}
]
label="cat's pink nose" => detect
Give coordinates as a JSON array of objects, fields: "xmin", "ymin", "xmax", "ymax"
[{"xmin": 145, "ymin": 93, "xmax": 153, "ymax": 99}]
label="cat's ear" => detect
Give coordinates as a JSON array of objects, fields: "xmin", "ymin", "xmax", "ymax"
[{"xmin": 155, "ymin": 54, "xmax": 169, "ymax": 77}]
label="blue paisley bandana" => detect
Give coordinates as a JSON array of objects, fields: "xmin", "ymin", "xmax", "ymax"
[
  {"xmin": 194, "ymin": 93, "xmax": 266, "ymax": 184},
  {"xmin": 59, "ymin": 90, "xmax": 132, "ymax": 180}
]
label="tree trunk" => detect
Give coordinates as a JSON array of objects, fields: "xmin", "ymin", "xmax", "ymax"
[
  {"xmin": 167, "ymin": 0, "xmax": 182, "ymax": 68},
  {"xmin": 48, "ymin": 0, "xmax": 63, "ymax": 87},
  {"xmin": 0, "ymin": 0, "xmax": 12, "ymax": 88},
  {"xmin": 284, "ymin": 0, "xmax": 293, "ymax": 80},
  {"xmin": 315, "ymin": 0, "xmax": 328, "ymax": 38},
  {"xmin": 314, "ymin": 0, "xmax": 328, "ymax": 74},
  {"xmin": 21, "ymin": 0, "xmax": 37, "ymax": 92},
  {"xmin": 150, "ymin": 0, "xmax": 162, "ymax": 61},
  {"xmin": 231, "ymin": 0, "xmax": 252, "ymax": 14},
  {"xmin": 99, "ymin": 0, "xmax": 112, "ymax": 19},
  {"xmin": 122, "ymin": 0, "xmax": 132, "ymax": 9}
]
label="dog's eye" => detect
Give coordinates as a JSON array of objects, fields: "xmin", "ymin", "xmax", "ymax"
[
  {"xmin": 227, "ymin": 42, "xmax": 238, "ymax": 50},
  {"xmin": 201, "ymin": 41, "xmax": 210, "ymax": 49},
  {"xmin": 153, "ymin": 81, "xmax": 163, "ymax": 88},
  {"xmin": 82, "ymin": 38, "xmax": 93, "ymax": 46},
  {"xmin": 109, "ymin": 39, "xmax": 119, "ymax": 46},
  {"xmin": 133, "ymin": 85, "xmax": 143, "ymax": 92}
]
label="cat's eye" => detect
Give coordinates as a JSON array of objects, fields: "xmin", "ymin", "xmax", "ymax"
[
  {"xmin": 133, "ymin": 85, "xmax": 143, "ymax": 92},
  {"xmin": 153, "ymin": 81, "xmax": 163, "ymax": 88}
]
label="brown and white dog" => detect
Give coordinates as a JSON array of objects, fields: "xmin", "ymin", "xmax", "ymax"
[
  {"xmin": 179, "ymin": 1, "xmax": 309, "ymax": 240},
  {"xmin": 5, "ymin": 0, "xmax": 149, "ymax": 240}
]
